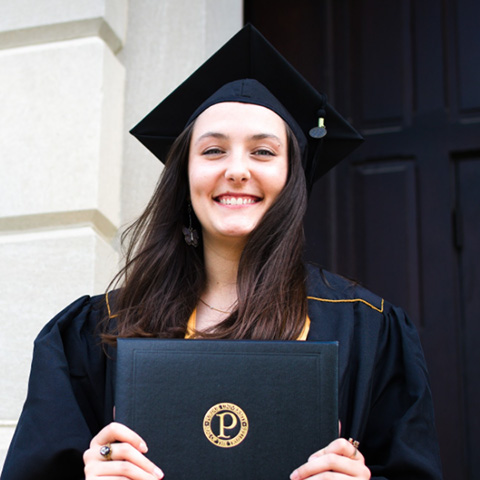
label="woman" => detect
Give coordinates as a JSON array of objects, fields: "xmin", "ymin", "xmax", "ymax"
[{"xmin": 1, "ymin": 25, "xmax": 443, "ymax": 480}]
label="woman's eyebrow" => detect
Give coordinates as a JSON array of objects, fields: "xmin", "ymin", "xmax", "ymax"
[
  {"xmin": 194, "ymin": 132, "xmax": 228, "ymax": 145},
  {"xmin": 250, "ymin": 133, "xmax": 283, "ymax": 145}
]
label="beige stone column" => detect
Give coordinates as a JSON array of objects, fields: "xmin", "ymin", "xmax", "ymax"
[
  {"xmin": 0, "ymin": 0, "xmax": 242, "ymax": 468},
  {"xmin": 0, "ymin": 0, "xmax": 127, "ymax": 464}
]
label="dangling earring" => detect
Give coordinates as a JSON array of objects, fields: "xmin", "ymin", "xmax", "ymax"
[{"xmin": 182, "ymin": 202, "xmax": 199, "ymax": 247}]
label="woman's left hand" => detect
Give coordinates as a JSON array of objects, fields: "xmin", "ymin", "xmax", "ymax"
[{"xmin": 290, "ymin": 438, "xmax": 371, "ymax": 479}]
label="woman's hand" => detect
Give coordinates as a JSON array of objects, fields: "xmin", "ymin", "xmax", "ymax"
[
  {"xmin": 290, "ymin": 438, "xmax": 371, "ymax": 479},
  {"xmin": 83, "ymin": 422, "xmax": 164, "ymax": 479}
]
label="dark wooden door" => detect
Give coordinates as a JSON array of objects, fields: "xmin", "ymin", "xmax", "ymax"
[{"xmin": 245, "ymin": 1, "xmax": 480, "ymax": 479}]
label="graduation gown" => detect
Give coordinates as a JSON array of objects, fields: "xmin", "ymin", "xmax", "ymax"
[{"xmin": 0, "ymin": 265, "xmax": 443, "ymax": 479}]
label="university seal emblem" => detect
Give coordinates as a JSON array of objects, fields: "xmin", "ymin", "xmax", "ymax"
[{"xmin": 203, "ymin": 402, "xmax": 249, "ymax": 448}]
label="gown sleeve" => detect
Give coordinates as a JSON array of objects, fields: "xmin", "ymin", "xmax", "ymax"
[
  {"xmin": 306, "ymin": 267, "xmax": 443, "ymax": 479},
  {"xmin": 1, "ymin": 295, "xmax": 113, "ymax": 480},
  {"xmin": 358, "ymin": 304, "xmax": 443, "ymax": 480}
]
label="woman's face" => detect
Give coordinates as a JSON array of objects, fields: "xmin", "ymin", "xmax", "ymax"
[{"xmin": 188, "ymin": 102, "xmax": 288, "ymax": 248}]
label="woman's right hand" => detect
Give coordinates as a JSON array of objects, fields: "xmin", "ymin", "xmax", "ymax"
[{"xmin": 83, "ymin": 422, "xmax": 164, "ymax": 479}]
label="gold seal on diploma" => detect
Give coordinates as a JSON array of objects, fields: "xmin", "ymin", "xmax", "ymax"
[{"xmin": 203, "ymin": 403, "xmax": 249, "ymax": 448}]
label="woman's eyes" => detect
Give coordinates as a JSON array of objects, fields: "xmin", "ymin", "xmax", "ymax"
[
  {"xmin": 201, "ymin": 147, "xmax": 276, "ymax": 157},
  {"xmin": 202, "ymin": 147, "xmax": 225, "ymax": 155},
  {"xmin": 252, "ymin": 148, "xmax": 275, "ymax": 157}
]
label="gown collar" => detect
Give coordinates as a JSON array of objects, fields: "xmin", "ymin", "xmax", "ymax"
[{"xmin": 185, "ymin": 309, "xmax": 311, "ymax": 340}]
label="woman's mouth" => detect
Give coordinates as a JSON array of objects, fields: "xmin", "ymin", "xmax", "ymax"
[{"xmin": 215, "ymin": 195, "xmax": 261, "ymax": 206}]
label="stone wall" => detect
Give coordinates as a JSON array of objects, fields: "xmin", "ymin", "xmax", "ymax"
[{"xmin": 0, "ymin": 0, "xmax": 242, "ymax": 468}]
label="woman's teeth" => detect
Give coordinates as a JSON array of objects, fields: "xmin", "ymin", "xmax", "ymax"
[{"xmin": 218, "ymin": 197, "xmax": 257, "ymax": 205}]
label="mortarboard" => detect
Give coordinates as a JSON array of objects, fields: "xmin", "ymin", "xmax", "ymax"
[{"xmin": 130, "ymin": 24, "xmax": 363, "ymax": 191}]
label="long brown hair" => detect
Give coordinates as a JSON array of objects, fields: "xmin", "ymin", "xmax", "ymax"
[{"xmin": 103, "ymin": 120, "xmax": 308, "ymax": 342}]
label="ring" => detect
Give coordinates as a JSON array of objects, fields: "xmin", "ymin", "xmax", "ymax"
[
  {"xmin": 348, "ymin": 437, "xmax": 360, "ymax": 457},
  {"xmin": 99, "ymin": 443, "xmax": 112, "ymax": 461}
]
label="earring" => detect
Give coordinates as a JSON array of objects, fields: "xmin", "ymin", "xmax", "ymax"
[{"xmin": 182, "ymin": 202, "xmax": 199, "ymax": 247}]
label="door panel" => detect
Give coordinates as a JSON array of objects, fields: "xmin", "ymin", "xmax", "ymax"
[
  {"xmin": 455, "ymin": 156, "xmax": 480, "ymax": 480},
  {"xmin": 353, "ymin": 160, "xmax": 421, "ymax": 324},
  {"xmin": 456, "ymin": 0, "xmax": 480, "ymax": 111},
  {"xmin": 353, "ymin": 0, "xmax": 410, "ymax": 128}
]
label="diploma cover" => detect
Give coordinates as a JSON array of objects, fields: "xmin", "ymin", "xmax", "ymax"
[{"xmin": 115, "ymin": 339, "xmax": 338, "ymax": 480}]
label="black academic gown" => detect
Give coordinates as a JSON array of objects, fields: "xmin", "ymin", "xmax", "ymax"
[{"xmin": 0, "ymin": 265, "xmax": 443, "ymax": 479}]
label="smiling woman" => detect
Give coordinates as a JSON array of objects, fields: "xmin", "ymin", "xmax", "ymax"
[
  {"xmin": 105, "ymin": 81, "xmax": 310, "ymax": 341},
  {"xmin": 1, "ymin": 24, "xmax": 443, "ymax": 480}
]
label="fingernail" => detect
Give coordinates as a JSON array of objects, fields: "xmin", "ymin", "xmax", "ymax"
[
  {"xmin": 140, "ymin": 441, "xmax": 148, "ymax": 453},
  {"xmin": 154, "ymin": 467, "xmax": 164, "ymax": 479},
  {"xmin": 290, "ymin": 470, "xmax": 299, "ymax": 480}
]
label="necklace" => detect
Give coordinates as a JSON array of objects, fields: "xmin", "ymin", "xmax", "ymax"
[{"xmin": 199, "ymin": 297, "xmax": 234, "ymax": 314}]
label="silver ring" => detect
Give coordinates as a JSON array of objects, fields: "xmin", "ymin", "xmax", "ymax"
[{"xmin": 99, "ymin": 443, "xmax": 112, "ymax": 461}]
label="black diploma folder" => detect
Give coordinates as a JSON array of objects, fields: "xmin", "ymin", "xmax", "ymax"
[{"xmin": 115, "ymin": 339, "xmax": 338, "ymax": 480}]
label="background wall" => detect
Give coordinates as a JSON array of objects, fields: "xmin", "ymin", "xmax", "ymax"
[{"xmin": 0, "ymin": 0, "xmax": 242, "ymax": 467}]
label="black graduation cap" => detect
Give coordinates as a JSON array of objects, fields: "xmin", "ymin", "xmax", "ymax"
[{"xmin": 130, "ymin": 24, "xmax": 363, "ymax": 191}]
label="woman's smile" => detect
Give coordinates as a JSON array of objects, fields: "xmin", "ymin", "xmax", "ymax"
[{"xmin": 215, "ymin": 193, "xmax": 261, "ymax": 206}]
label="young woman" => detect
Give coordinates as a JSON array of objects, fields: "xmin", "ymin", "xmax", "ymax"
[{"xmin": 1, "ymin": 26, "xmax": 443, "ymax": 480}]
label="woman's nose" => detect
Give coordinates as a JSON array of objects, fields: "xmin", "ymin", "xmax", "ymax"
[{"xmin": 224, "ymin": 150, "xmax": 251, "ymax": 182}]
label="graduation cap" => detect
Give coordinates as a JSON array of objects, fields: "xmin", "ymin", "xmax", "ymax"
[{"xmin": 130, "ymin": 24, "xmax": 363, "ymax": 191}]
